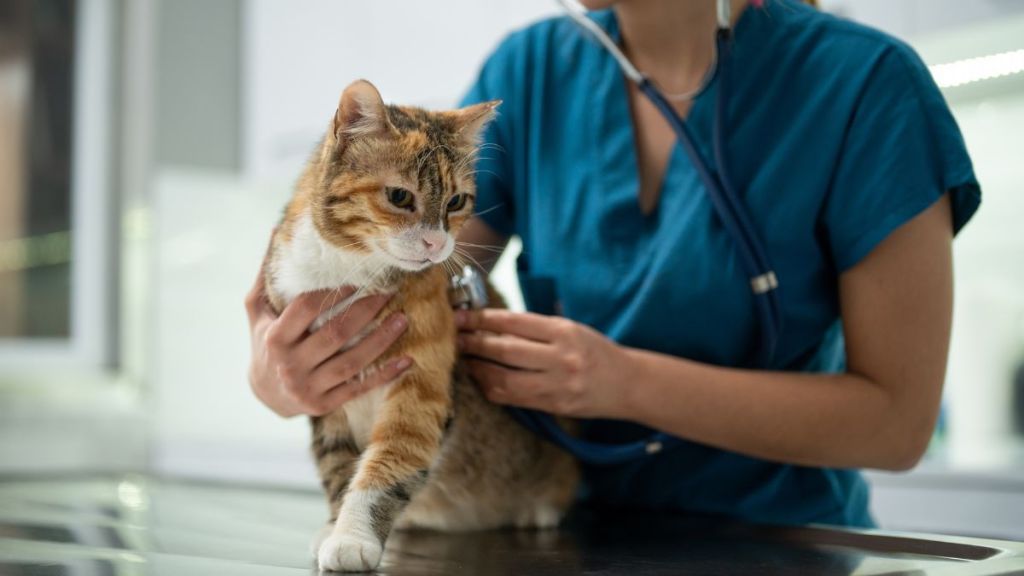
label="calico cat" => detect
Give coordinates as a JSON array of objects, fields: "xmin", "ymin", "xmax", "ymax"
[{"xmin": 264, "ymin": 80, "xmax": 578, "ymax": 572}]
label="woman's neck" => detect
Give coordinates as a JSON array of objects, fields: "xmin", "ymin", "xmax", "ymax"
[{"xmin": 615, "ymin": 0, "xmax": 747, "ymax": 95}]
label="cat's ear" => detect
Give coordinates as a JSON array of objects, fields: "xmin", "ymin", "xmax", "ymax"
[
  {"xmin": 450, "ymin": 100, "xmax": 501, "ymax": 145},
  {"xmin": 331, "ymin": 79, "xmax": 394, "ymax": 146}
]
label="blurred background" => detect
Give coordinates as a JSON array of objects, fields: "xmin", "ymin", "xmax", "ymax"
[{"xmin": 0, "ymin": 0, "xmax": 1022, "ymax": 540}]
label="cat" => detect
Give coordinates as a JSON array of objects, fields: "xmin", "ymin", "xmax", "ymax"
[{"xmin": 263, "ymin": 80, "xmax": 578, "ymax": 573}]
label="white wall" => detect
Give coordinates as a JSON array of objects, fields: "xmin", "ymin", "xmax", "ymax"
[
  {"xmin": 943, "ymin": 93, "xmax": 1024, "ymax": 468},
  {"xmin": 819, "ymin": 0, "xmax": 1024, "ymax": 40},
  {"xmin": 156, "ymin": 0, "xmax": 242, "ymax": 170},
  {"xmin": 242, "ymin": 0, "xmax": 1024, "ymax": 179},
  {"xmin": 150, "ymin": 170, "xmax": 315, "ymax": 484},
  {"xmin": 242, "ymin": 0, "xmax": 557, "ymax": 180}
]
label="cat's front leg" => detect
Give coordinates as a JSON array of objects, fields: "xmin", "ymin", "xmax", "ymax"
[
  {"xmin": 309, "ymin": 415, "xmax": 361, "ymax": 559},
  {"xmin": 317, "ymin": 369, "xmax": 450, "ymax": 573}
]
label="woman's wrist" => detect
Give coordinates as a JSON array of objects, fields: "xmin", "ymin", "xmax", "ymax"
[
  {"xmin": 606, "ymin": 345, "xmax": 655, "ymax": 421},
  {"xmin": 607, "ymin": 345, "xmax": 702, "ymax": 428}
]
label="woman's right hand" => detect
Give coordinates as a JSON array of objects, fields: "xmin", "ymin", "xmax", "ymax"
[{"xmin": 244, "ymin": 269, "xmax": 413, "ymax": 418}]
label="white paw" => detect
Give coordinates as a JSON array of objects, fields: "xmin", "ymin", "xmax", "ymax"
[
  {"xmin": 309, "ymin": 524, "xmax": 333, "ymax": 559},
  {"xmin": 515, "ymin": 504, "xmax": 562, "ymax": 529},
  {"xmin": 317, "ymin": 531, "xmax": 383, "ymax": 573}
]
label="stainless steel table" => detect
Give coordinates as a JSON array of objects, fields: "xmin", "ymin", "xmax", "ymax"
[{"xmin": 1, "ymin": 474, "xmax": 1022, "ymax": 575}]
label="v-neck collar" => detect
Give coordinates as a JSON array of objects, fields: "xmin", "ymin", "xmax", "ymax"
[
  {"xmin": 581, "ymin": 5, "xmax": 762, "ymax": 254},
  {"xmin": 591, "ymin": 10, "xmax": 718, "ymax": 237}
]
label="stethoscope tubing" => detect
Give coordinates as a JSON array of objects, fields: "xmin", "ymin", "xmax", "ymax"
[{"xmin": 504, "ymin": 3, "xmax": 784, "ymax": 465}]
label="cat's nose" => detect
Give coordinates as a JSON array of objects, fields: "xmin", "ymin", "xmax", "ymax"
[{"xmin": 421, "ymin": 230, "xmax": 447, "ymax": 255}]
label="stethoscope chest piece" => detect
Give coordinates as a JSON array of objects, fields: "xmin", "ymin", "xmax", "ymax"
[{"xmin": 449, "ymin": 265, "xmax": 489, "ymax": 310}]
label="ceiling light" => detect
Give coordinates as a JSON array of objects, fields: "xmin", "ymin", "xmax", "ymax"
[{"xmin": 929, "ymin": 48, "xmax": 1024, "ymax": 88}]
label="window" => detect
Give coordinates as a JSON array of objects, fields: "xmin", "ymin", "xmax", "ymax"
[{"xmin": 0, "ymin": 0, "xmax": 114, "ymax": 369}]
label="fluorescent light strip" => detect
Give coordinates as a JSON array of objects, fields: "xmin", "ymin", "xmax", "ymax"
[{"xmin": 929, "ymin": 48, "xmax": 1024, "ymax": 89}]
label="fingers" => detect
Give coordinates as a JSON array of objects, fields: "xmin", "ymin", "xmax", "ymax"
[
  {"xmin": 458, "ymin": 331, "xmax": 556, "ymax": 371},
  {"xmin": 312, "ymin": 356, "xmax": 414, "ymax": 416},
  {"xmin": 464, "ymin": 359, "xmax": 547, "ymax": 409},
  {"xmin": 454, "ymin": 309, "xmax": 565, "ymax": 343},
  {"xmin": 245, "ymin": 269, "xmax": 272, "ymax": 325},
  {"xmin": 245, "ymin": 228, "xmax": 279, "ymax": 324},
  {"xmin": 294, "ymin": 294, "xmax": 392, "ymax": 367},
  {"xmin": 267, "ymin": 288, "xmax": 357, "ymax": 349},
  {"xmin": 308, "ymin": 312, "xmax": 409, "ymax": 395}
]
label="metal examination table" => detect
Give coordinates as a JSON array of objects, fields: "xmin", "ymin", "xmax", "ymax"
[{"xmin": 1, "ymin": 474, "xmax": 1023, "ymax": 575}]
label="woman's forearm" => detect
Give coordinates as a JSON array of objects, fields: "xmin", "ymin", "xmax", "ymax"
[
  {"xmin": 459, "ymin": 198, "xmax": 951, "ymax": 473},
  {"xmin": 609, "ymin": 197, "xmax": 951, "ymax": 472},
  {"xmin": 616, "ymin": 347, "xmax": 932, "ymax": 471}
]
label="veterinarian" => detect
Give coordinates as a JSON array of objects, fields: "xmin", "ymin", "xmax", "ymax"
[{"xmin": 246, "ymin": 0, "xmax": 980, "ymax": 528}]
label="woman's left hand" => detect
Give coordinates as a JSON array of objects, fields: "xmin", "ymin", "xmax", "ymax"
[{"xmin": 455, "ymin": 309, "xmax": 633, "ymax": 418}]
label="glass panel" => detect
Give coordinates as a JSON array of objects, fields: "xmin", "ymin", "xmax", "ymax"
[{"xmin": 0, "ymin": 0, "xmax": 75, "ymax": 338}]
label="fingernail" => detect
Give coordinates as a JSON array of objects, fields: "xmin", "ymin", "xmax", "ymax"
[
  {"xmin": 390, "ymin": 313, "xmax": 408, "ymax": 330},
  {"xmin": 394, "ymin": 356, "xmax": 413, "ymax": 371},
  {"xmin": 454, "ymin": 310, "xmax": 467, "ymax": 327}
]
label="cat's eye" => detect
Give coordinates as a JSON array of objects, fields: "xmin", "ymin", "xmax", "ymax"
[
  {"xmin": 386, "ymin": 187, "xmax": 415, "ymax": 211},
  {"xmin": 446, "ymin": 193, "xmax": 468, "ymax": 213}
]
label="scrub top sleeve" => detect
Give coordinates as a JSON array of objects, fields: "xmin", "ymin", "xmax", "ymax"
[
  {"xmin": 821, "ymin": 44, "xmax": 981, "ymax": 273},
  {"xmin": 458, "ymin": 36, "xmax": 521, "ymax": 239}
]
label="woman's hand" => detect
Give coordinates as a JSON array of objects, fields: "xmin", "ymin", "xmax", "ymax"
[
  {"xmin": 245, "ymin": 270, "xmax": 413, "ymax": 418},
  {"xmin": 455, "ymin": 309, "xmax": 634, "ymax": 418}
]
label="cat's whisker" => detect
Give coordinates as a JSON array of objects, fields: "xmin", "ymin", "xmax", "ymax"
[
  {"xmin": 330, "ymin": 260, "xmax": 393, "ymax": 344},
  {"xmin": 471, "ymin": 203, "xmax": 506, "ymax": 219},
  {"xmin": 456, "ymin": 248, "xmax": 505, "ymax": 257},
  {"xmin": 453, "ymin": 247, "xmax": 487, "ymax": 274},
  {"xmin": 415, "ymin": 144, "xmax": 439, "ymax": 174},
  {"xmin": 436, "ymin": 143, "xmax": 457, "ymax": 158},
  {"xmin": 319, "ymin": 265, "xmax": 358, "ymax": 316},
  {"xmin": 457, "ymin": 245, "xmax": 505, "ymax": 252},
  {"xmin": 447, "ymin": 254, "xmax": 465, "ymax": 275},
  {"xmin": 335, "ymin": 239, "xmax": 369, "ymax": 251},
  {"xmin": 420, "ymin": 142, "xmax": 458, "ymax": 175},
  {"xmin": 317, "ymin": 257, "xmax": 378, "ymax": 339},
  {"xmin": 477, "ymin": 142, "xmax": 505, "ymax": 153},
  {"xmin": 461, "ymin": 148, "xmax": 501, "ymax": 169},
  {"xmin": 456, "ymin": 241, "xmax": 506, "ymax": 253},
  {"xmin": 318, "ymin": 287, "xmax": 352, "ymax": 330},
  {"xmin": 454, "ymin": 152, "xmax": 481, "ymax": 172},
  {"xmin": 465, "ymin": 169, "xmax": 500, "ymax": 180},
  {"xmin": 447, "ymin": 258, "xmax": 461, "ymax": 277},
  {"xmin": 457, "ymin": 152, "xmax": 490, "ymax": 171}
]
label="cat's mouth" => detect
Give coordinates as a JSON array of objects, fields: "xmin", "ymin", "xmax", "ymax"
[
  {"xmin": 397, "ymin": 256, "xmax": 429, "ymax": 265},
  {"xmin": 383, "ymin": 251, "xmax": 433, "ymax": 271}
]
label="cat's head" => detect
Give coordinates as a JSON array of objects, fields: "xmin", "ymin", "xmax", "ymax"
[{"xmin": 311, "ymin": 79, "xmax": 499, "ymax": 273}]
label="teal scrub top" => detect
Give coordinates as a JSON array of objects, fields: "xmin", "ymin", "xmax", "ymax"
[{"xmin": 459, "ymin": 0, "xmax": 981, "ymax": 528}]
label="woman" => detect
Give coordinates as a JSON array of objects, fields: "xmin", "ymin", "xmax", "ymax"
[{"xmin": 245, "ymin": 0, "xmax": 979, "ymax": 528}]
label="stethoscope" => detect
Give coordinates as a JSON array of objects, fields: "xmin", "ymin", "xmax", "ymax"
[{"xmin": 453, "ymin": 0, "xmax": 783, "ymax": 465}]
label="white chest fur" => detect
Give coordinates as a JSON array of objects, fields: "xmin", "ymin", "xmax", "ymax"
[
  {"xmin": 270, "ymin": 212, "xmax": 396, "ymax": 447},
  {"xmin": 271, "ymin": 213, "xmax": 394, "ymax": 313}
]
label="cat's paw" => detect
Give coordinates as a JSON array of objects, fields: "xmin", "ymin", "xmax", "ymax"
[
  {"xmin": 317, "ymin": 531, "xmax": 383, "ymax": 573},
  {"xmin": 515, "ymin": 504, "xmax": 562, "ymax": 529},
  {"xmin": 309, "ymin": 524, "xmax": 333, "ymax": 559}
]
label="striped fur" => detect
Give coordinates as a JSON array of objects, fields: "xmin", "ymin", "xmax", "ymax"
[{"xmin": 265, "ymin": 80, "xmax": 578, "ymax": 573}]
